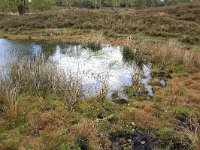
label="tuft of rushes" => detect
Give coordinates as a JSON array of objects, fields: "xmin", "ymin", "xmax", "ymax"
[{"xmin": 82, "ymin": 41, "xmax": 101, "ymax": 51}]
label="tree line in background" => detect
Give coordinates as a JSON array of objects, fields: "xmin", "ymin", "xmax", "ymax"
[{"xmin": 0, "ymin": 0, "xmax": 196, "ymax": 14}]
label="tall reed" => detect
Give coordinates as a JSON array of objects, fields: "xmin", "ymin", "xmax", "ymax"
[
  {"xmin": 126, "ymin": 40, "xmax": 200, "ymax": 72},
  {"xmin": 1, "ymin": 55, "xmax": 82, "ymax": 102},
  {"xmin": 0, "ymin": 55, "xmax": 109, "ymax": 108}
]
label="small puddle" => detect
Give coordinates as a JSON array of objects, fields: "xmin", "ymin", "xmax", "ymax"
[
  {"xmin": 160, "ymin": 79, "xmax": 166, "ymax": 87},
  {"xmin": 0, "ymin": 39, "xmax": 153, "ymax": 99}
]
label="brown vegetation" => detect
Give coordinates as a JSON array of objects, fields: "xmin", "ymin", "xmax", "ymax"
[
  {"xmin": 0, "ymin": 3, "xmax": 200, "ymax": 45},
  {"xmin": 0, "ymin": 3, "xmax": 200, "ymax": 150}
]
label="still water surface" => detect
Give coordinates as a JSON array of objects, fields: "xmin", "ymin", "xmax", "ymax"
[{"xmin": 0, "ymin": 38, "xmax": 153, "ymax": 98}]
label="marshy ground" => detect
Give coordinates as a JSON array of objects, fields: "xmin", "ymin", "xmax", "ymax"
[{"xmin": 0, "ymin": 3, "xmax": 200, "ymax": 150}]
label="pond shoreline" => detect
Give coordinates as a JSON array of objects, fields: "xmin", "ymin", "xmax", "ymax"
[
  {"xmin": 0, "ymin": 38, "xmax": 153, "ymax": 99},
  {"xmin": 1, "ymin": 4, "xmax": 200, "ymax": 149},
  {"xmin": 0, "ymin": 29, "xmax": 200, "ymax": 149},
  {"xmin": 0, "ymin": 29, "xmax": 126, "ymax": 46}
]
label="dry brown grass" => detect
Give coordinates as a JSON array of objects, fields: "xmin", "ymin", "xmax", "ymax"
[
  {"xmin": 153, "ymin": 70, "xmax": 200, "ymax": 149},
  {"xmin": 0, "ymin": 4, "xmax": 199, "ymax": 149},
  {"xmin": 2, "ymin": 88, "xmax": 18, "ymax": 119},
  {"xmin": 135, "ymin": 110, "xmax": 159, "ymax": 129},
  {"xmin": 27, "ymin": 110, "xmax": 43, "ymax": 135},
  {"xmin": 73, "ymin": 119, "xmax": 100, "ymax": 149},
  {"xmin": 1, "ymin": 55, "xmax": 82, "ymax": 101},
  {"xmin": 156, "ymin": 74, "xmax": 200, "ymax": 108},
  {"xmin": 126, "ymin": 39, "xmax": 200, "ymax": 72},
  {"xmin": 143, "ymin": 103, "xmax": 154, "ymax": 113},
  {"xmin": 182, "ymin": 116, "xmax": 200, "ymax": 149},
  {"xmin": 167, "ymin": 78, "xmax": 186, "ymax": 97},
  {"xmin": 19, "ymin": 137, "xmax": 45, "ymax": 150},
  {"xmin": 120, "ymin": 106, "xmax": 159, "ymax": 129},
  {"xmin": 184, "ymin": 73, "xmax": 200, "ymax": 107}
]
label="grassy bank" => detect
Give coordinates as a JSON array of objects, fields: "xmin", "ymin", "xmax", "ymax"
[
  {"xmin": 0, "ymin": 52, "xmax": 199, "ymax": 150},
  {"xmin": 0, "ymin": 3, "xmax": 200, "ymax": 46},
  {"xmin": 0, "ymin": 33, "xmax": 200, "ymax": 150},
  {"xmin": 0, "ymin": 3, "xmax": 200, "ymax": 150}
]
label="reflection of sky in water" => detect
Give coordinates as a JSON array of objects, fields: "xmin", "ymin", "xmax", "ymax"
[
  {"xmin": 0, "ymin": 39, "xmax": 42, "ymax": 77},
  {"xmin": 51, "ymin": 44, "xmax": 152, "ymax": 98},
  {"xmin": 0, "ymin": 39, "xmax": 42, "ymax": 68},
  {"xmin": 0, "ymin": 38, "xmax": 153, "ymax": 99}
]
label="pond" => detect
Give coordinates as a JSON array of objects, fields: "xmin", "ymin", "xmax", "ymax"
[{"xmin": 0, "ymin": 38, "xmax": 153, "ymax": 99}]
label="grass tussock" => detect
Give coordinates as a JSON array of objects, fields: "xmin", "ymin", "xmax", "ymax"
[
  {"xmin": 73, "ymin": 119, "xmax": 100, "ymax": 149},
  {"xmin": 82, "ymin": 41, "xmax": 101, "ymax": 51}
]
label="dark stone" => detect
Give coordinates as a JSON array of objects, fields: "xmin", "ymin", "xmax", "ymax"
[
  {"xmin": 153, "ymin": 111, "xmax": 161, "ymax": 118},
  {"xmin": 176, "ymin": 114, "xmax": 196, "ymax": 131},
  {"xmin": 133, "ymin": 90, "xmax": 148, "ymax": 97},
  {"xmin": 151, "ymin": 71, "xmax": 172, "ymax": 79},
  {"xmin": 112, "ymin": 99, "xmax": 128, "ymax": 105},
  {"xmin": 111, "ymin": 92, "xmax": 119, "ymax": 99},
  {"xmin": 97, "ymin": 113, "xmax": 104, "ymax": 119},
  {"xmin": 109, "ymin": 131, "xmax": 159, "ymax": 150},
  {"xmin": 133, "ymin": 132, "xmax": 159, "ymax": 150},
  {"xmin": 76, "ymin": 135, "xmax": 89, "ymax": 150},
  {"xmin": 158, "ymin": 71, "xmax": 166, "ymax": 77},
  {"xmin": 176, "ymin": 114, "xmax": 188, "ymax": 127}
]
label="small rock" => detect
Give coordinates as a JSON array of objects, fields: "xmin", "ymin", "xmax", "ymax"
[
  {"xmin": 97, "ymin": 113, "xmax": 104, "ymax": 119},
  {"xmin": 113, "ymin": 99, "xmax": 128, "ymax": 105},
  {"xmin": 128, "ymin": 139, "xmax": 132, "ymax": 143},
  {"xmin": 131, "ymin": 122, "xmax": 136, "ymax": 126},
  {"xmin": 141, "ymin": 141, "xmax": 145, "ymax": 145}
]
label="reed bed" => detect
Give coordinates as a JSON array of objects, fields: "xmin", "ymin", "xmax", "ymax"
[
  {"xmin": 126, "ymin": 40, "xmax": 200, "ymax": 72},
  {"xmin": 0, "ymin": 55, "xmax": 83, "ymax": 101},
  {"xmin": 0, "ymin": 55, "xmax": 110, "ymax": 105}
]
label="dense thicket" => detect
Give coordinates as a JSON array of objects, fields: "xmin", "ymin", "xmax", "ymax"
[{"xmin": 0, "ymin": 0, "xmax": 195, "ymax": 14}]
